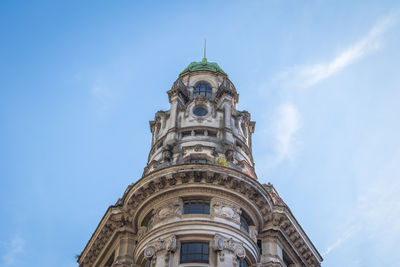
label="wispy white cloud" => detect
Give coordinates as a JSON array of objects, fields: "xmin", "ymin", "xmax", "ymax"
[
  {"xmin": 275, "ymin": 14, "xmax": 396, "ymax": 89},
  {"xmin": 2, "ymin": 236, "xmax": 25, "ymax": 266},
  {"xmin": 322, "ymin": 135, "xmax": 400, "ymax": 260},
  {"xmin": 322, "ymin": 225, "xmax": 359, "ymax": 257},
  {"xmin": 272, "ymin": 102, "xmax": 302, "ymax": 164},
  {"xmin": 263, "ymin": 13, "xmax": 397, "ymax": 168}
]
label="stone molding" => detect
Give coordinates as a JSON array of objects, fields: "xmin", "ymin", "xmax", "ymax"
[
  {"xmin": 212, "ymin": 234, "xmax": 245, "ymax": 262},
  {"xmin": 79, "ymin": 167, "xmax": 321, "ymax": 267}
]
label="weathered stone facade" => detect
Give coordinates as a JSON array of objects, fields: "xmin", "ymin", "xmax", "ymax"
[{"xmin": 78, "ymin": 58, "xmax": 322, "ymax": 267}]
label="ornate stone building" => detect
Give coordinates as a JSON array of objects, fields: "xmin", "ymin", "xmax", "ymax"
[{"xmin": 78, "ymin": 57, "xmax": 322, "ymax": 267}]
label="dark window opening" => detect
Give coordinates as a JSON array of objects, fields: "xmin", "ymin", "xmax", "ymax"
[
  {"xmin": 240, "ymin": 210, "xmax": 253, "ymax": 233},
  {"xmin": 208, "ymin": 130, "xmax": 217, "ymax": 137},
  {"xmin": 240, "ymin": 215, "xmax": 249, "ymax": 233},
  {"xmin": 142, "ymin": 211, "xmax": 154, "ymax": 231},
  {"xmin": 182, "ymin": 131, "xmax": 192, "ymax": 137},
  {"xmin": 194, "ymin": 130, "xmax": 204, "ymax": 136},
  {"xmin": 180, "ymin": 242, "xmax": 209, "ymax": 263},
  {"xmin": 189, "ymin": 158, "xmax": 209, "ymax": 164},
  {"xmin": 236, "ymin": 141, "xmax": 243, "ymax": 149},
  {"xmin": 193, "ymin": 82, "xmax": 212, "ymax": 98},
  {"xmin": 257, "ymin": 239, "xmax": 262, "ymax": 255},
  {"xmin": 239, "ymin": 258, "xmax": 248, "ymax": 267},
  {"xmin": 183, "ymin": 200, "xmax": 210, "ymax": 215}
]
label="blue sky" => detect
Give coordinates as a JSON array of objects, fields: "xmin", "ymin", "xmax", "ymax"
[{"xmin": 1, "ymin": 1, "xmax": 400, "ymax": 266}]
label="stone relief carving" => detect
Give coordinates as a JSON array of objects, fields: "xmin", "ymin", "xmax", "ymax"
[
  {"xmin": 153, "ymin": 201, "xmax": 182, "ymax": 225},
  {"xmin": 144, "ymin": 235, "xmax": 177, "ymax": 267},
  {"xmin": 212, "ymin": 234, "xmax": 245, "ymax": 262},
  {"xmin": 162, "ymin": 145, "xmax": 173, "ymax": 162},
  {"xmin": 225, "ymin": 149, "xmax": 235, "ymax": 162},
  {"xmin": 137, "ymin": 226, "xmax": 147, "ymax": 241},
  {"xmin": 249, "ymin": 226, "xmax": 258, "ymax": 243},
  {"xmin": 213, "ymin": 200, "xmax": 241, "ymax": 222}
]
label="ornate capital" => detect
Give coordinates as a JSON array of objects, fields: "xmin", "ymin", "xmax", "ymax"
[
  {"xmin": 144, "ymin": 234, "xmax": 177, "ymax": 259},
  {"xmin": 212, "ymin": 234, "xmax": 246, "ymax": 260}
]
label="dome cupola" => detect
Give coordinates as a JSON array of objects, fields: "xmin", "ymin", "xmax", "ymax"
[{"xmin": 180, "ymin": 57, "xmax": 228, "ymax": 76}]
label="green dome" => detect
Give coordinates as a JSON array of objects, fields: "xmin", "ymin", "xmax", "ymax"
[{"xmin": 180, "ymin": 58, "xmax": 227, "ymax": 76}]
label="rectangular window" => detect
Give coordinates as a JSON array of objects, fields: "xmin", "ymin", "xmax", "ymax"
[
  {"xmin": 183, "ymin": 200, "xmax": 210, "ymax": 215},
  {"xmin": 180, "ymin": 242, "xmax": 209, "ymax": 263},
  {"xmin": 189, "ymin": 158, "xmax": 208, "ymax": 164}
]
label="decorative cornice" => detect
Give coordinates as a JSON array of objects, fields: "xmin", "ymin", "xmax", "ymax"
[{"xmin": 79, "ymin": 166, "xmax": 321, "ymax": 266}]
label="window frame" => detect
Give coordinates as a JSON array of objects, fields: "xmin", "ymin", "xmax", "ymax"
[
  {"xmin": 240, "ymin": 215, "xmax": 249, "ymax": 233},
  {"xmin": 183, "ymin": 199, "xmax": 210, "ymax": 215},
  {"xmin": 180, "ymin": 242, "xmax": 209, "ymax": 264},
  {"xmin": 238, "ymin": 258, "xmax": 249, "ymax": 267},
  {"xmin": 193, "ymin": 82, "xmax": 212, "ymax": 98}
]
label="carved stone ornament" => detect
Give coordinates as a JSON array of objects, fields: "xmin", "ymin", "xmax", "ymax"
[
  {"xmin": 212, "ymin": 234, "xmax": 246, "ymax": 260},
  {"xmin": 213, "ymin": 201, "xmax": 241, "ymax": 222},
  {"xmin": 137, "ymin": 226, "xmax": 147, "ymax": 240},
  {"xmin": 144, "ymin": 234, "xmax": 177, "ymax": 260},
  {"xmin": 225, "ymin": 149, "xmax": 235, "ymax": 162},
  {"xmin": 194, "ymin": 144, "xmax": 203, "ymax": 152},
  {"xmin": 144, "ymin": 246, "xmax": 156, "ymax": 259},
  {"xmin": 249, "ymin": 226, "xmax": 258, "ymax": 243},
  {"xmin": 153, "ymin": 202, "xmax": 182, "ymax": 224},
  {"xmin": 162, "ymin": 146, "xmax": 173, "ymax": 162},
  {"xmin": 165, "ymin": 235, "xmax": 177, "ymax": 252}
]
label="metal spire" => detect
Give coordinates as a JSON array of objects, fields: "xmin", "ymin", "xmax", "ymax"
[{"xmin": 203, "ymin": 39, "xmax": 207, "ymax": 62}]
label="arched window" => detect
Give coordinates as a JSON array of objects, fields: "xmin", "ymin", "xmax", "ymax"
[
  {"xmin": 142, "ymin": 211, "xmax": 154, "ymax": 231},
  {"xmin": 240, "ymin": 215, "xmax": 249, "ymax": 233},
  {"xmin": 238, "ymin": 258, "xmax": 248, "ymax": 267},
  {"xmin": 193, "ymin": 82, "xmax": 212, "ymax": 98},
  {"xmin": 240, "ymin": 210, "xmax": 253, "ymax": 233}
]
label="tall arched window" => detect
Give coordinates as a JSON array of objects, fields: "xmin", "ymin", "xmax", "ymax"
[
  {"xmin": 142, "ymin": 211, "xmax": 154, "ymax": 231},
  {"xmin": 240, "ymin": 210, "xmax": 253, "ymax": 233},
  {"xmin": 239, "ymin": 258, "xmax": 248, "ymax": 267},
  {"xmin": 193, "ymin": 82, "xmax": 212, "ymax": 98}
]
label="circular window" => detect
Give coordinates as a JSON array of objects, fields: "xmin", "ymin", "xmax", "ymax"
[{"xmin": 193, "ymin": 107, "xmax": 208, "ymax": 117}]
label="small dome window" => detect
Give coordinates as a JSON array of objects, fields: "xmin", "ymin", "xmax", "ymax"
[
  {"xmin": 193, "ymin": 82, "xmax": 212, "ymax": 98},
  {"xmin": 193, "ymin": 106, "xmax": 208, "ymax": 117}
]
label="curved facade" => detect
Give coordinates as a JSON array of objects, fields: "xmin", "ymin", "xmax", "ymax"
[{"xmin": 78, "ymin": 58, "xmax": 322, "ymax": 267}]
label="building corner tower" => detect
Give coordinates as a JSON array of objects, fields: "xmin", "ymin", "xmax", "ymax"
[{"xmin": 78, "ymin": 57, "xmax": 323, "ymax": 267}]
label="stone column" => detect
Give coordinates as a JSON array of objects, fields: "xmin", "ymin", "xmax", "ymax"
[
  {"xmin": 165, "ymin": 93, "xmax": 178, "ymax": 146},
  {"xmin": 260, "ymin": 237, "xmax": 284, "ymax": 267},
  {"xmin": 223, "ymin": 99, "xmax": 234, "ymax": 145},
  {"xmin": 113, "ymin": 229, "xmax": 136, "ymax": 267}
]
